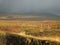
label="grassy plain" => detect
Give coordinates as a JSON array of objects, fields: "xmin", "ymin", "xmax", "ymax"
[{"xmin": 0, "ymin": 20, "xmax": 60, "ymax": 45}]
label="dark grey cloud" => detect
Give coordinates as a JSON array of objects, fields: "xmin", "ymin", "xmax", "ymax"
[{"xmin": 0, "ymin": 0, "xmax": 60, "ymax": 15}]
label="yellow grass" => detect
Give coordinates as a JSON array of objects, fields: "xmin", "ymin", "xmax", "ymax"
[{"xmin": 0, "ymin": 20, "xmax": 60, "ymax": 43}]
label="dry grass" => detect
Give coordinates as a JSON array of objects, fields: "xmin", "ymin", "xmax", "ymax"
[{"xmin": 0, "ymin": 20, "xmax": 60, "ymax": 45}]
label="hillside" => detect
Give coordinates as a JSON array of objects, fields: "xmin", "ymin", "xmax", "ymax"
[{"xmin": 0, "ymin": 14, "xmax": 60, "ymax": 45}]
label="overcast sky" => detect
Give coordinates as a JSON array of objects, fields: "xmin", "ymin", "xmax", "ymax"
[{"xmin": 0, "ymin": 0, "xmax": 60, "ymax": 15}]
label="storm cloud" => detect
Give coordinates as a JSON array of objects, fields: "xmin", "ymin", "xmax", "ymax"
[{"xmin": 0, "ymin": 0, "xmax": 60, "ymax": 15}]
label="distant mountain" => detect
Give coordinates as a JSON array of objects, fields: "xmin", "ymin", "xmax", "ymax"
[{"xmin": 0, "ymin": 13, "xmax": 60, "ymax": 21}]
